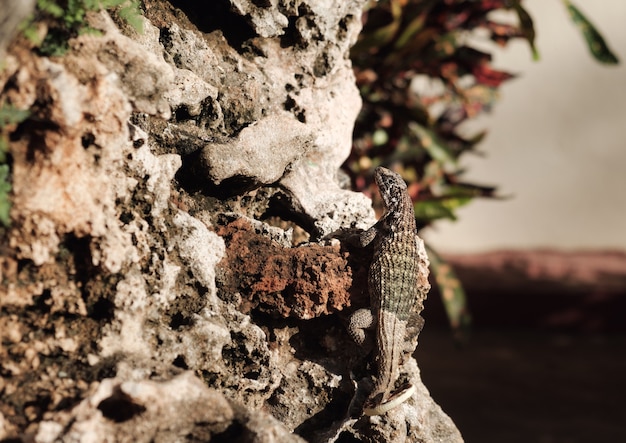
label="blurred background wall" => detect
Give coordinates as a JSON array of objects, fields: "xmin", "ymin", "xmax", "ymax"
[
  {"xmin": 424, "ymin": 0, "xmax": 626, "ymax": 253},
  {"xmin": 412, "ymin": 4, "xmax": 626, "ymax": 441}
]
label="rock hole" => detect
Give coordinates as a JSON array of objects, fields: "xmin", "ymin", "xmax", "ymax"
[
  {"xmin": 173, "ymin": 355, "xmax": 189, "ymax": 369},
  {"xmin": 211, "ymin": 421, "xmax": 249, "ymax": 443},
  {"xmin": 170, "ymin": 312, "xmax": 192, "ymax": 330},
  {"xmin": 119, "ymin": 211, "xmax": 134, "ymax": 224},
  {"xmin": 81, "ymin": 132, "xmax": 95, "ymax": 148},
  {"xmin": 90, "ymin": 298, "xmax": 115, "ymax": 321},
  {"xmin": 173, "ymin": 105, "xmax": 194, "ymax": 122},
  {"xmin": 168, "ymin": 0, "xmax": 256, "ymax": 51},
  {"xmin": 97, "ymin": 388, "xmax": 146, "ymax": 423},
  {"xmin": 244, "ymin": 370, "xmax": 260, "ymax": 380},
  {"xmin": 33, "ymin": 289, "xmax": 53, "ymax": 313}
]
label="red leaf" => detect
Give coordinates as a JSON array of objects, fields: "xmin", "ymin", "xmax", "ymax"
[
  {"xmin": 472, "ymin": 65, "xmax": 516, "ymax": 87},
  {"xmin": 478, "ymin": 0, "xmax": 509, "ymax": 9}
]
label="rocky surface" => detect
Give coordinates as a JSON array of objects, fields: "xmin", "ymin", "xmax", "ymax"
[{"xmin": 0, "ymin": 1, "xmax": 462, "ymax": 442}]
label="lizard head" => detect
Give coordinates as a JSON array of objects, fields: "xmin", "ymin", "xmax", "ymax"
[{"xmin": 373, "ymin": 166, "xmax": 408, "ymax": 212}]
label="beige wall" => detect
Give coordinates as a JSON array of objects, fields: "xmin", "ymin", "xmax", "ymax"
[{"xmin": 424, "ymin": 0, "xmax": 626, "ymax": 253}]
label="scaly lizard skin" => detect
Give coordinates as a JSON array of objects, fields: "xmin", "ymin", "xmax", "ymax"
[{"xmin": 348, "ymin": 166, "xmax": 430, "ymax": 415}]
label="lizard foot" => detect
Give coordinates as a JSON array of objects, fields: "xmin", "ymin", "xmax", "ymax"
[{"xmin": 363, "ymin": 383, "xmax": 416, "ymax": 416}]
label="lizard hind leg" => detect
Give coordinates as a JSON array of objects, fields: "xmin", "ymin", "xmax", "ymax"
[{"xmin": 404, "ymin": 313, "xmax": 425, "ymax": 354}]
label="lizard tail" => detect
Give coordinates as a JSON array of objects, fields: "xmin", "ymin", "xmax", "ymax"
[{"xmin": 372, "ymin": 309, "xmax": 407, "ymax": 403}]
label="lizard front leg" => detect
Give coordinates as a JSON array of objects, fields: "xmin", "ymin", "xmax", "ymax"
[{"xmin": 348, "ymin": 308, "xmax": 375, "ymax": 348}]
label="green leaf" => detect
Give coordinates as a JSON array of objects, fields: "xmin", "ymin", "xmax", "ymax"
[
  {"xmin": 467, "ymin": 129, "xmax": 488, "ymax": 146},
  {"xmin": 101, "ymin": 0, "xmax": 128, "ymax": 7},
  {"xmin": 393, "ymin": 11, "xmax": 426, "ymax": 50},
  {"xmin": 64, "ymin": 0, "xmax": 87, "ymax": 27},
  {"xmin": 408, "ymin": 122, "xmax": 457, "ymax": 166},
  {"xmin": 513, "ymin": 2, "xmax": 540, "ymax": 61},
  {"xmin": 562, "ymin": 0, "xmax": 619, "ymax": 65},
  {"xmin": 37, "ymin": 0, "xmax": 65, "ymax": 18},
  {"xmin": 414, "ymin": 194, "xmax": 472, "ymax": 222},
  {"xmin": 18, "ymin": 15, "xmax": 43, "ymax": 45},
  {"xmin": 119, "ymin": 2, "xmax": 144, "ymax": 33},
  {"xmin": 352, "ymin": 0, "xmax": 403, "ymax": 55},
  {"xmin": 0, "ymin": 138, "xmax": 7, "ymax": 164},
  {"xmin": 0, "ymin": 106, "xmax": 30, "ymax": 127},
  {"xmin": 0, "ymin": 105, "xmax": 29, "ymax": 164},
  {"xmin": 0, "ymin": 165, "xmax": 11, "ymax": 227},
  {"xmin": 444, "ymin": 184, "xmax": 489, "ymax": 199},
  {"xmin": 39, "ymin": 30, "xmax": 71, "ymax": 56},
  {"xmin": 425, "ymin": 244, "xmax": 471, "ymax": 337},
  {"xmin": 414, "ymin": 200, "xmax": 457, "ymax": 222}
]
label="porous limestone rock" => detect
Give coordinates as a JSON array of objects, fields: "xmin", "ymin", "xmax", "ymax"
[
  {"xmin": 0, "ymin": 1, "xmax": 463, "ymax": 442},
  {"xmin": 28, "ymin": 372, "xmax": 304, "ymax": 443}
]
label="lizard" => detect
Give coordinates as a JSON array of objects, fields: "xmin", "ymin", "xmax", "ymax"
[{"xmin": 348, "ymin": 166, "xmax": 430, "ymax": 416}]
